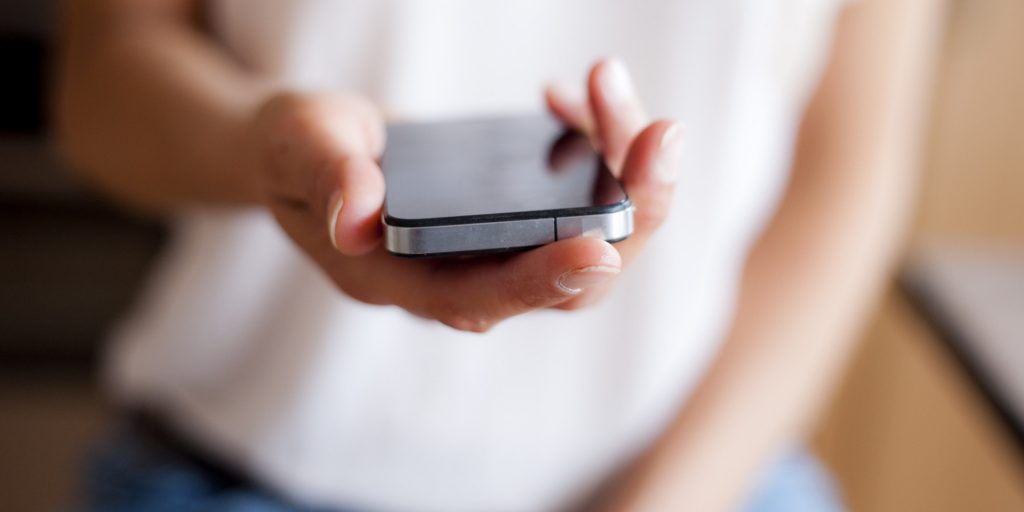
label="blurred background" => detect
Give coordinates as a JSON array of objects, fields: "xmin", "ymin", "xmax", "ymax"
[{"xmin": 1, "ymin": 0, "xmax": 1021, "ymax": 510}]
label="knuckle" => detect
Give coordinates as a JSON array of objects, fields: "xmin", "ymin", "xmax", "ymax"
[
  {"xmin": 262, "ymin": 156, "xmax": 291, "ymax": 190},
  {"xmin": 347, "ymin": 97, "xmax": 386, "ymax": 153},
  {"xmin": 337, "ymin": 91, "xmax": 380, "ymax": 116},
  {"xmin": 324, "ymin": 92, "xmax": 383, "ymax": 127},
  {"xmin": 266, "ymin": 92, "xmax": 320, "ymax": 127},
  {"xmin": 429, "ymin": 297, "xmax": 495, "ymax": 333},
  {"xmin": 307, "ymin": 156, "xmax": 347, "ymax": 205},
  {"xmin": 352, "ymin": 94, "xmax": 384, "ymax": 120},
  {"xmin": 258, "ymin": 98, "xmax": 322, "ymax": 160},
  {"xmin": 319, "ymin": 154, "xmax": 352, "ymax": 176},
  {"xmin": 634, "ymin": 197, "xmax": 672, "ymax": 231},
  {"xmin": 441, "ymin": 314, "xmax": 493, "ymax": 334}
]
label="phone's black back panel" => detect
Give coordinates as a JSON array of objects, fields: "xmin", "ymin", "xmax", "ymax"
[{"xmin": 382, "ymin": 116, "xmax": 627, "ymax": 226}]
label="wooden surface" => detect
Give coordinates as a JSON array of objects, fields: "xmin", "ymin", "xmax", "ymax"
[{"xmin": 813, "ymin": 292, "xmax": 1024, "ymax": 511}]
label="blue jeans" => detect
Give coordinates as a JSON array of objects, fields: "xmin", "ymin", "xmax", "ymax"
[{"xmin": 80, "ymin": 424, "xmax": 843, "ymax": 512}]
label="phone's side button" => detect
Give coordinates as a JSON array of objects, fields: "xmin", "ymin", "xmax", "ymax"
[{"xmin": 556, "ymin": 210, "xmax": 634, "ymax": 241}]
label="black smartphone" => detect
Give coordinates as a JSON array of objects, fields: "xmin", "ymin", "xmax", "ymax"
[{"xmin": 381, "ymin": 115, "xmax": 633, "ymax": 257}]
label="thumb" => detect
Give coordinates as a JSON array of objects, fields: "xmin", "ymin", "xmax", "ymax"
[
  {"xmin": 324, "ymin": 154, "xmax": 386, "ymax": 255},
  {"xmin": 259, "ymin": 92, "xmax": 387, "ymax": 256}
]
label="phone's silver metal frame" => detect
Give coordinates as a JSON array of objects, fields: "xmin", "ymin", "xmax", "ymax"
[{"xmin": 384, "ymin": 206, "xmax": 634, "ymax": 257}]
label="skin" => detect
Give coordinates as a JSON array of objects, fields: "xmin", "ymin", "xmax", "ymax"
[
  {"xmin": 57, "ymin": 1, "xmax": 677, "ymax": 332},
  {"xmin": 56, "ymin": 0, "xmax": 942, "ymax": 509},
  {"xmin": 590, "ymin": 1, "xmax": 946, "ymax": 510}
]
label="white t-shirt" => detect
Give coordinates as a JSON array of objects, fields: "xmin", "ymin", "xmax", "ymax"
[{"xmin": 106, "ymin": 1, "xmax": 847, "ymax": 510}]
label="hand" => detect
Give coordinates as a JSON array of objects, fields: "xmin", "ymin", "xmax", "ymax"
[
  {"xmin": 544, "ymin": 59, "xmax": 685, "ymax": 309},
  {"xmin": 250, "ymin": 58, "xmax": 684, "ymax": 332}
]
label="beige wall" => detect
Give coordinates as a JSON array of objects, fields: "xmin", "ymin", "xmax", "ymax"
[{"xmin": 917, "ymin": 0, "xmax": 1024, "ymax": 243}]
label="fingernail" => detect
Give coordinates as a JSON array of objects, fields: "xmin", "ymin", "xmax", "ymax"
[
  {"xmin": 556, "ymin": 265, "xmax": 621, "ymax": 294},
  {"xmin": 657, "ymin": 122, "xmax": 685, "ymax": 184},
  {"xmin": 600, "ymin": 59, "xmax": 637, "ymax": 106},
  {"xmin": 327, "ymin": 190, "xmax": 344, "ymax": 250}
]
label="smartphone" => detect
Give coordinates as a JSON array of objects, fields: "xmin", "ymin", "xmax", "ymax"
[{"xmin": 381, "ymin": 115, "xmax": 634, "ymax": 257}]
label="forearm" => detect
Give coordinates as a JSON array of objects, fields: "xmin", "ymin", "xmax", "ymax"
[
  {"xmin": 56, "ymin": 0, "xmax": 271, "ymax": 211},
  {"xmin": 612, "ymin": 120, "xmax": 917, "ymax": 512},
  {"xmin": 603, "ymin": 0, "xmax": 946, "ymax": 510}
]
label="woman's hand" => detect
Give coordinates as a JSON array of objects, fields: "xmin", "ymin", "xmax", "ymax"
[
  {"xmin": 544, "ymin": 59, "xmax": 685, "ymax": 309},
  {"xmin": 251, "ymin": 59, "xmax": 684, "ymax": 332}
]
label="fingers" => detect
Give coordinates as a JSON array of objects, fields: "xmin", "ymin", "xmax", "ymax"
[
  {"xmin": 545, "ymin": 82, "xmax": 593, "ymax": 135},
  {"xmin": 540, "ymin": 60, "xmax": 679, "ymax": 312},
  {"xmin": 588, "ymin": 58, "xmax": 648, "ymax": 173},
  {"xmin": 340, "ymin": 238, "xmax": 622, "ymax": 333},
  {"xmin": 322, "ymin": 154, "xmax": 386, "ymax": 255},
  {"xmin": 258, "ymin": 92, "xmax": 386, "ymax": 256},
  {"xmin": 545, "ymin": 61, "xmax": 684, "ymax": 265},
  {"xmin": 615, "ymin": 120, "xmax": 684, "ymax": 263},
  {"xmin": 546, "ymin": 120, "xmax": 682, "ymax": 313},
  {"xmin": 545, "ymin": 59, "xmax": 647, "ymax": 173},
  {"xmin": 430, "ymin": 238, "xmax": 622, "ymax": 332}
]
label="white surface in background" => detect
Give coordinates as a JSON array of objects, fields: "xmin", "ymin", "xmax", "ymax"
[{"xmin": 911, "ymin": 245, "xmax": 1024, "ymax": 425}]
